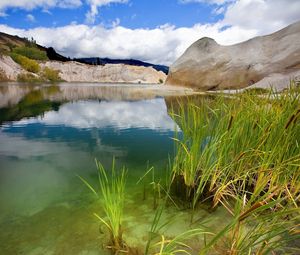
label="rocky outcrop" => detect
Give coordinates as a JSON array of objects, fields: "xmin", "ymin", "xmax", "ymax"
[
  {"xmin": 166, "ymin": 21, "xmax": 300, "ymax": 90},
  {"xmin": 0, "ymin": 55, "xmax": 23, "ymax": 80},
  {"xmin": 0, "ymin": 55, "xmax": 167, "ymax": 84},
  {"xmin": 41, "ymin": 61, "xmax": 166, "ymax": 84}
]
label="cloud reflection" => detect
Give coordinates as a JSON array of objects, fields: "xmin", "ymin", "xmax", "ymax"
[{"xmin": 15, "ymin": 99, "xmax": 179, "ymax": 131}]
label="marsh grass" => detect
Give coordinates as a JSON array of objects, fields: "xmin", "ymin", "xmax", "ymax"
[
  {"xmin": 168, "ymin": 85, "xmax": 300, "ymax": 253},
  {"xmin": 79, "ymin": 159, "xmax": 127, "ymax": 253},
  {"xmin": 79, "ymin": 85, "xmax": 300, "ymax": 254},
  {"xmin": 170, "ymin": 86, "xmax": 300, "ymax": 208}
]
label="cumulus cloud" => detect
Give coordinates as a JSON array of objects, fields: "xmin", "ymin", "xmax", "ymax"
[
  {"xmin": 85, "ymin": 0, "xmax": 128, "ymax": 24},
  {"xmin": 223, "ymin": 0, "xmax": 300, "ymax": 34},
  {"xmin": 0, "ymin": 0, "xmax": 82, "ymax": 11},
  {"xmin": 0, "ymin": 22, "xmax": 259, "ymax": 65},
  {"xmin": 0, "ymin": 0, "xmax": 128, "ymax": 23}
]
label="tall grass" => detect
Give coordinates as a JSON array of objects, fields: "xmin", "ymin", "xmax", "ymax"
[
  {"xmin": 168, "ymin": 84, "xmax": 300, "ymax": 254},
  {"xmin": 79, "ymin": 159, "xmax": 127, "ymax": 253},
  {"xmin": 170, "ymin": 85, "xmax": 300, "ymax": 209}
]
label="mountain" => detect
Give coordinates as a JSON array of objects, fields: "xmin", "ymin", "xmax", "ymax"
[
  {"xmin": 76, "ymin": 57, "xmax": 169, "ymax": 74},
  {"xmin": 166, "ymin": 21, "xmax": 300, "ymax": 91}
]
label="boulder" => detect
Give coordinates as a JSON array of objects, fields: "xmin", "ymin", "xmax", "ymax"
[{"xmin": 166, "ymin": 21, "xmax": 300, "ymax": 90}]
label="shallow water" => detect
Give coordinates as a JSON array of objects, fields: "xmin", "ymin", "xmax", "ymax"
[{"xmin": 0, "ymin": 83, "xmax": 230, "ymax": 254}]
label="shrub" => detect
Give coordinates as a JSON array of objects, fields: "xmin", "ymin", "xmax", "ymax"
[
  {"xmin": 17, "ymin": 73, "xmax": 43, "ymax": 83},
  {"xmin": 11, "ymin": 53, "xmax": 40, "ymax": 73},
  {"xmin": 159, "ymin": 78, "xmax": 164, "ymax": 84},
  {"xmin": 12, "ymin": 46, "xmax": 48, "ymax": 61},
  {"xmin": 42, "ymin": 67, "xmax": 61, "ymax": 82}
]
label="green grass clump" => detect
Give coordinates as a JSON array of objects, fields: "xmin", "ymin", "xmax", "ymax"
[
  {"xmin": 11, "ymin": 53, "xmax": 40, "ymax": 73},
  {"xmin": 42, "ymin": 67, "xmax": 61, "ymax": 82},
  {"xmin": 79, "ymin": 159, "xmax": 127, "ymax": 253},
  {"xmin": 12, "ymin": 46, "xmax": 48, "ymax": 61}
]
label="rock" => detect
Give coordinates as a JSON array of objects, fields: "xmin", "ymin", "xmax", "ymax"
[
  {"xmin": 166, "ymin": 21, "xmax": 300, "ymax": 90},
  {"xmin": 0, "ymin": 55, "xmax": 166, "ymax": 84},
  {"xmin": 40, "ymin": 61, "xmax": 166, "ymax": 84},
  {"xmin": 0, "ymin": 55, "xmax": 23, "ymax": 80}
]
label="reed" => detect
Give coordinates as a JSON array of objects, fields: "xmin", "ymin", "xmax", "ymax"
[
  {"xmin": 168, "ymin": 83, "xmax": 300, "ymax": 253},
  {"xmin": 79, "ymin": 159, "xmax": 127, "ymax": 253},
  {"xmin": 169, "ymin": 84, "xmax": 300, "ymax": 210}
]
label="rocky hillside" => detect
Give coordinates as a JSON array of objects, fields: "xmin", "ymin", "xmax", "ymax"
[
  {"xmin": 41, "ymin": 61, "xmax": 166, "ymax": 83},
  {"xmin": 166, "ymin": 21, "xmax": 300, "ymax": 91},
  {"xmin": 0, "ymin": 32, "xmax": 167, "ymax": 84}
]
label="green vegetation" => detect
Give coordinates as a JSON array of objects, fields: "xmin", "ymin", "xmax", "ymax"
[
  {"xmin": 167, "ymin": 86, "xmax": 300, "ymax": 253},
  {"xmin": 17, "ymin": 73, "xmax": 43, "ymax": 82},
  {"xmin": 79, "ymin": 159, "xmax": 127, "ymax": 253},
  {"xmin": 12, "ymin": 45, "xmax": 48, "ymax": 61},
  {"xmin": 159, "ymin": 79, "xmax": 164, "ymax": 84},
  {"xmin": 11, "ymin": 53, "xmax": 40, "ymax": 73},
  {"xmin": 42, "ymin": 67, "xmax": 61, "ymax": 82},
  {"xmin": 0, "ymin": 87, "xmax": 61, "ymax": 124},
  {"xmin": 79, "ymin": 85, "xmax": 300, "ymax": 254}
]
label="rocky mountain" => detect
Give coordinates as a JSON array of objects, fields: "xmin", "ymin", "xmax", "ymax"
[{"xmin": 166, "ymin": 21, "xmax": 300, "ymax": 91}]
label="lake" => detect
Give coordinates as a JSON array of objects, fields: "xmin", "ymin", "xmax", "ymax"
[{"xmin": 0, "ymin": 83, "xmax": 229, "ymax": 254}]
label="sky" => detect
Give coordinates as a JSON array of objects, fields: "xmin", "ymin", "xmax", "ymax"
[{"xmin": 0, "ymin": 0, "xmax": 299, "ymax": 65}]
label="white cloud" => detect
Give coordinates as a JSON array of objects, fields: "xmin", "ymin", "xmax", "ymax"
[
  {"xmin": 85, "ymin": 0, "xmax": 128, "ymax": 24},
  {"xmin": 0, "ymin": 22, "xmax": 259, "ymax": 65},
  {"xmin": 26, "ymin": 14, "xmax": 35, "ymax": 22},
  {"xmin": 112, "ymin": 18, "xmax": 121, "ymax": 28},
  {"xmin": 0, "ymin": 0, "xmax": 82, "ymax": 11},
  {"xmin": 223, "ymin": 0, "xmax": 300, "ymax": 34}
]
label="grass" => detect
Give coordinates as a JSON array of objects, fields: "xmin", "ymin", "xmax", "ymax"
[
  {"xmin": 12, "ymin": 45, "xmax": 48, "ymax": 61},
  {"xmin": 79, "ymin": 159, "xmax": 127, "ymax": 253},
  {"xmin": 11, "ymin": 53, "xmax": 40, "ymax": 73},
  {"xmin": 169, "ymin": 85, "xmax": 300, "ymax": 208},
  {"xmin": 78, "ymin": 84, "xmax": 300, "ymax": 254},
  {"xmin": 167, "ymin": 84, "xmax": 300, "ymax": 254},
  {"xmin": 42, "ymin": 67, "xmax": 62, "ymax": 82}
]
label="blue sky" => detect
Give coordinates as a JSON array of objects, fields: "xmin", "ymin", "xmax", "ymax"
[
  {"xmin": 0, "ymin": 0, "xmax": 224, "ymax": 29},
  {"xmin": 0, "ymin": 0, "xmax": 299, "ymax": 65}
]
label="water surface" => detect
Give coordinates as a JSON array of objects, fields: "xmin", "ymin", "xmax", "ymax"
[{"xmin": 0, "ymin": 83, "xmax": 229, "ymax": 254}]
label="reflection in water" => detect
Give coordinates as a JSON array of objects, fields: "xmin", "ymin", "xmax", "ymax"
[
  {"xmin": 0, "ymin": 83, "xmax": 187, "ymax": 254},
  {"xmin": 11, "ymin": 99, "xmax": 177, "ymax": 131}
]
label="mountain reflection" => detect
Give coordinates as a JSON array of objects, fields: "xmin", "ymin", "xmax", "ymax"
[{"xmin": 0, "ymin": 83, "xmax": 189, "ymax": 125}]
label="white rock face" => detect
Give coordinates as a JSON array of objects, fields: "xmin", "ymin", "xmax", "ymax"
[
  {"xmin": 166, "ymin": 21, "xmax": 300, "ymax": 90},
  {"xmin": 0, "ymin": 55, "xmax": 167, "ymax": 84},
  {"xmin": 0, "ymin": 55, "xmax": 23, "ymax": 80},
  {"xmin": 41, "ymin": 61, "xmax": 166, "ymax": 84}
]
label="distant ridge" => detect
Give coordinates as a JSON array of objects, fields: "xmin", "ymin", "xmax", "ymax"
[{"xmin": 76, "ymin": 57, "xmax": 169, "ymax": 74}]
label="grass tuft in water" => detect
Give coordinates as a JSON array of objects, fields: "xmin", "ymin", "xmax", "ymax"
[{"xmin": 79, "ymin": 158, "xmax": 127, "ymax": 253}]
